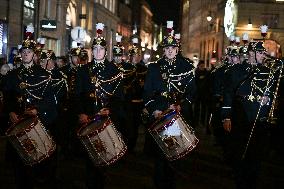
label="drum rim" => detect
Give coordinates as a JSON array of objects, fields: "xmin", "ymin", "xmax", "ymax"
[
  {"xmin": 93, "ymin": 145, "xmax": 127, "ymax": 167},
  {"xmin": 149, "ymin": 110, "xmax": 177, "ymax": 131},
  {"xmin": 77, "ymin": 116, "xmax": 112, "ymax": 138},
  {"xmin": 6, "ymin": 116, "xmax": 38, "ymax": 137}
]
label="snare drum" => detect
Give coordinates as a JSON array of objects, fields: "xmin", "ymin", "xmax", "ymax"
[
  {"xmin": 77, "ymin": 115, "xmax": 127, "ymax": 166},
  {"xmin": 6, "ymin": 116, "xmax": 56, "ymax": 166},
  {"xmin": 149, "ymin": 110, "xmax": 199, "ymax": 161}
]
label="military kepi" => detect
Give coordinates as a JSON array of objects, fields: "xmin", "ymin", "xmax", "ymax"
[
  {"xmin": 20, "ymin": 23, "xmax": 36, "ymax": 51},
  {"xmin": 161, "ymin": 21, "xmax": 179, "ymax": 47},
  {"xmin": 92, "ymin": 23, "xmax": 107, "ymax": 48},
  {"xmin": 113, "ymin": 34, "xmax": 123, "ymax": 56}
]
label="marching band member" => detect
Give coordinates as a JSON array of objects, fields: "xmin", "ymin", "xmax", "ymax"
[
  {"xmin": 209, "ymin": 47, "xmax": 232, "ymax": 147},
  {"xmin": 75, "ymin": 22, "xmax": 125, "ymax": 189},
  {"xmin": 2, "ymin": 23, "xmax": 60, "ymax": 189},
  {"xmin": 222, "ymin": 40, "xmax": 284, "ymax": 189},
  {"xmin": 57, "ymin": 47, "xmax": 88, "ymax": 158},
  {"xmin": 111, "ymin": 34, "xmax": 136, "ymax": 152},
  {"xmin": 127, "ymin": 36, "xmax": 148, "ymax": 153},
  {"xmin": 143, "ymin": 21, "xmax": 196, "ymax": 189}
]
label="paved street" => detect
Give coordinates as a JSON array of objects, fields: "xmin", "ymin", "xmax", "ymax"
[{"xmin": 1, "ymin": 125, "xmax": 284, "ymax": 189}]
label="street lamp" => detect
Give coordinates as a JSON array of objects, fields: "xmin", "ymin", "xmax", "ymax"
[
  {"xmin": 247, "ymin": 17, "xmax": 252, "ymax": 29},
  {"xmin": 206, "ymin": 12, "xmax": 213, "ymax": 22}
]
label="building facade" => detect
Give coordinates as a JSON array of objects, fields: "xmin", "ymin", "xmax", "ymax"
[
  {"xmin": 181, "ymin": 0, "xmax": 284, "ymax": 68},
  {"xmin": 0, "ymin": 0, "xmax": 40, "ymax": 59},
  {"xmin": 0, "ymin": 0, "xmax": 121, "ymax": 60},
  {"xmin": 130, "ymin": 0, "xmax": 154, "ymax": 60}
]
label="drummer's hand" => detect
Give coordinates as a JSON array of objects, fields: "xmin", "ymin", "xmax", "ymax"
[
  {"xmin": 98, "ymin": 108, "xmax": 110, "ymax": 116},
  {"xmin": 223, "ymin": 119, "xmax": 232, "ymax": 133},
  {"xmin": 24, "ymin": 108, "xmax": 38, "ymax": 116},
  {"xmin": 79, "ymin": 114, "xmax": 89, "ymax": 125},
  {"xmin": 9, "ymin": 112, "xmax": 19, "ymax": 124},
  {"xmin": 169, "ymin": 104, "xmax": 181, "ymax": 112},
  {"xmin": 153, "ymin": 110, "xmax": 163, "ymax": 119}
]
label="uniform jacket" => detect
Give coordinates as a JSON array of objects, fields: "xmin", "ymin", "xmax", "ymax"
[{"xmin": 143, "ymin": 55, "xmax": 196, "ymax": 115}]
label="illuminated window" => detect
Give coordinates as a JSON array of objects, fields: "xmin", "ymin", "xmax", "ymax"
[{"xmin": 23, "ymin": 0, "xmax": 36, "ymax": 26}]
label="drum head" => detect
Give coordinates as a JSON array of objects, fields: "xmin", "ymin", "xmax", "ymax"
[
  {"xmin": 152, "ymin": 110, "xmax": 176, "ymax": 130},
  {"xmin": 8, "ymin": 116, "xmax": 37, "ymax": 135},
  {"xmin": 79, "ymin": 116, "xmax": 108, "ymax": 136}
]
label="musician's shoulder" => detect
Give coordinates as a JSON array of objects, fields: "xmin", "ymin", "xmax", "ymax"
[{"xmin": 147, "ymin": 60, "xmax": 160, "ymax": 68}]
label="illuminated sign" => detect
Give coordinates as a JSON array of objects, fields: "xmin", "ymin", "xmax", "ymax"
[
  {"xmin": 224, "ymin": 0, "xmax": 237, "ymax": 37},
  {"xmin": 40, "ymin": 20, "xmax": 57, "ymax": 30}
]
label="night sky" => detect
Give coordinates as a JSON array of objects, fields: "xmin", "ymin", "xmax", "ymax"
[{"xmin": 146, "ymin": 0, "xmax": 181, "ymax": 30}]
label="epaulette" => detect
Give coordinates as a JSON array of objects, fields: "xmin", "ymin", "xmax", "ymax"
[
  {"xmin": 145, "ymin": 61, "xmax": 156, "ymax": 66},
  {"xmin": 146, "ymin": 61, "xmax": 158, "ymax": 66}
]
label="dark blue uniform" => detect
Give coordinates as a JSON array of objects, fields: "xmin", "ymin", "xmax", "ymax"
[
  {"xmin": 143, "ymin": 55, "xmax": 196, "ymax": 189},
  {"xmin": 3, "ymin": 64, "xmax": 59, "ymax": 129},
  {"xmin": 223, "ymin": 60, "xmax": 284, "ymax": 189},
  {"xmin": 128, "ymin": 60, "xmax": 148, "ymax": 152},
  {"xmin": 2, "ymin": 64, "xmax": 61, "ymax": 189},
  {"xmin": 144, "ymin": 56, "xmax": 195, "ymax": 122},
  {"xmin": 76, "ymin": 60, "xmax": 124, "ymax": 116},
  {"xmin": 55, "ymin": 64, "xmax": 80, "ymax": 156},
  {"xmin": 75, "ymin": 59, "xmax": 125, "ymax": 189},
  {"xmin": 209, "ymin": 61, "xmax": 230, "ymax": 145},
  {"xmin": 221, "ymin": 60, "xmax": 253, "ymax": 120}
]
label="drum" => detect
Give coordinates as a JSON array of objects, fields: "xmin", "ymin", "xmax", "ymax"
[
  {"xmin": 5, "ymin": 116, "xmax": 56, "ymax": 166},
  {"xmin": 149, "ymin": 110, "xmax": 199, "ymax": 161},
  {"xmin": 77, "ymin": 115, "xmax": 127, "ymax": 166}
]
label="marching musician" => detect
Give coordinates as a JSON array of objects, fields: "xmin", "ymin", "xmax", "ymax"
[
  {"xmin": 228, "ymin": 46, "xmax": 241, "ymax": 65},
  {"xmin": 221, "ymin": 43, "xmax": 254, "ymax": 129},
  {"xmin": 194, "ymin": 60, "xmax": 210, "ymax": 132},
  {"xmin": 39, "ymin": 50, "xmax": 57, "ymax": 71},
  {"xmin": 111, "ymin": 34, "xmax": 136, "ymax": 152},
  {"xmin": 222, "ymin": 40, "xmax": 284, "ymax": 189},
  {"xmin": 75, "ymin": 23, "xmax": 125, "ymax": 189},
  {"xmin": 219, "ymin": 41, "xmax": 254, "ymax": 162},
  {"xmin": 127, "ymin": 36, "xmax": 148, "ymax": 153},
  {"xmin": 57, "ymin": 47, "xmax": 88, "ymax": 158},
  {"xmin": 2, "ymin": 24, "xmax": 61, "ymax": 189},
  {"xmin": 208, "ymin": 46, "xmax": 232, "ymax": 147},
  {"xmin": 143, "ymin": 21, "xmax": 196, "ymax": 189}
]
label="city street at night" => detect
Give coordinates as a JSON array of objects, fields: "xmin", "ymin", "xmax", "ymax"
[{"xmin": 1, "ymin": 0, "xmax": 284, "ymax": 189}]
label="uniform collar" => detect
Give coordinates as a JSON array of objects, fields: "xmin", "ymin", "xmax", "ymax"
[{"xmin": 23, "ymin": 62, "xmax": 34, "ymax": 69}]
